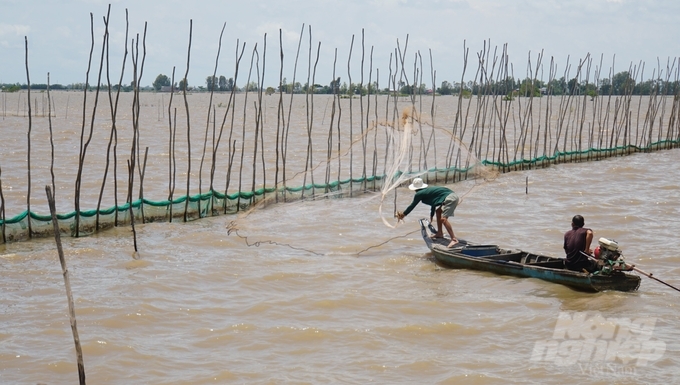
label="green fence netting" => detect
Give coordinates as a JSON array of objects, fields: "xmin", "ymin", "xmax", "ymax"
[{"xmin": 1, "ymin": 139, "xmax": 678, "ymax": 244}]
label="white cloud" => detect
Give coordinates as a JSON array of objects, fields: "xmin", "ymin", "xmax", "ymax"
[
  {"xmin": 370, "ymin": 0, "xmax": 408, "ymax": 7},
  {"xmin": 0, "ymin": 23, "xmax": 30, "ymax": 37},
  {"xmin": 255, "ymin": 23, "xmax": 301, "ymax": 46}
]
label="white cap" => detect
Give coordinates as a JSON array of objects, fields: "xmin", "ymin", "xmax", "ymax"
[{"xmin": 408, "ymin": 178, "xmax": 428, "ymax": 190}]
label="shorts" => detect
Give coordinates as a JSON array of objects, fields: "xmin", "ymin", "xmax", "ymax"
[
  {"xmin": 440, "ymin": 192, "xmax": 459, "ymax": 218},
  {"xmin": 564, "ymin": 257, "xmax": 598, "ymax": 273}
]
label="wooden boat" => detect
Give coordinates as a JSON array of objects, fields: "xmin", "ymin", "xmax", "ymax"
[{"xmin": 419, "ymin": 219, "xmax": 641, "ymax": 292}]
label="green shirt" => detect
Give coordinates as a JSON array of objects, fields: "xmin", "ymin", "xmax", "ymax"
[{"xmin": 403, "ymin": 186, "xmax": 454, "ymax": 218}]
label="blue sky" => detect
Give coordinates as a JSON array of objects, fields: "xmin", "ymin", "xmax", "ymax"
[{"xmin": 1, "ymin": 0, "xmax": 679, "ymax": 88}]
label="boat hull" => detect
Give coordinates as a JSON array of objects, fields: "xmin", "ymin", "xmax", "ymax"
[{"xmin": 420, "ymin": 219, "xmax": 641, "ymax": 292}]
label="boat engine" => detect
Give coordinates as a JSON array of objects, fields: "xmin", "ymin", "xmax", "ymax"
[
  {"xmin": 594, "ymin": 237, "xmax": 621, "ymax": 261},
  {"xmin": 593, "ymin": 238, "xmax": 632, "ymax": 273}
]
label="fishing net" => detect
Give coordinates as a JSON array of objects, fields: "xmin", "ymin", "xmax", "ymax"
[
  {"xmin": 2, "ymin": 140, "xmax": 677, "ymax": 245},
  {"xmin": 376, "ymin": 107, "xmax": 499, "ymax": 230}
]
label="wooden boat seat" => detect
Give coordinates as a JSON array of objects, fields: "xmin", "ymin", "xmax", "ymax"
[
  {"xmin": 477, "ymin": 252, "xmax": 523, "ymax": 262},
  {"xmin": 525, "ymin": 260, "xmax": 566, "ymax": 269}
]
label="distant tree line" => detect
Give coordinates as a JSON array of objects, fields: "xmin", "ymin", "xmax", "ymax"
[
  {"xmin": 435, "ymin": 71, "xmax": 680, "ymax": 98},
  {"xmin": 1, "ymin": 82, "xmax": 144, "ymax": 92},
  {"xmin": 1, "ymin": 83, "xmax": 68, "ymax": 92},
  {"xmin": 6, "ymin": 70, "xmax": 676, "ymax": 97},
  {"xmin": 196, "ymin": 75, "xmax": 414, "ymax": 96}
]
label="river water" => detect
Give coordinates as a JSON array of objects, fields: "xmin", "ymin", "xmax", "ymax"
[{"xmin": 1, "ymin": 91, "xmax": 679, "ymax": 384}]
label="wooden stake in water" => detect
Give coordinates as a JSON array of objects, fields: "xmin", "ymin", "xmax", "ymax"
[
  {"xmin": 24, "ymin": 36, "xmax": 33, "ymax": 238},
  {"xmin": 182, "ymin": 20, "xmax": 193, "ymax": 222},
  {"xmin": 127, "ymin": 160, "xmax": 139, "ymax": 255},
  {"xmin": 46, "ymin": 185, "xmax": 86, "ymax": 385},
  {"xmin": 0, "ymin": 167, "xmax": 6, "ymax": 244}
]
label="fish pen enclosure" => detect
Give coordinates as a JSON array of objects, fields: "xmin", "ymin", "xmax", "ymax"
[{"xmin": 1, "ymin": 13, "xmax": 680, "ymax": 244}]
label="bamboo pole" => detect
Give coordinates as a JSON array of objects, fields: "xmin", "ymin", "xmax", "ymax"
[
  {"xmin": 0, "ymin": 166, "xmax": 5, "ymax": 244},
  {"xmin": 275, "ymin": 30, "xmax": 285, "ymax": 202},
  {"xmin": 211, "ymin": 105, "xmax": 217, "ymax": 214},
  {"xmin": 199, "ymin": 23, "xmax": 226, "ymax": 216},
  {"xmin": 416, "ymin": 51, "xmax": 425, "ymax": 173},
  {"xmin": 301, "ymin": 26, "xmax": 313, "ymax": 200},
  {"xmin": 170, "ymin": 107, "xmax": 177, "ymax": 220},
  {"xmin": 138, "ymin": 147, "xmax": 149, "ymax": 222},
  {"xmin": 282, "ymin": 24, "xmax": 306, "ymax": 201},
  {"xmin": 126, "ymin": 161, "xmax": 138, "ymax": 254},
  {"xmin": 253, "ymin": 34, "xmax": 266, "ymax": 203},
  {"xmin": 257, "ymin": 35, "xmax": 267, "ymax": 204},
  {"xmin": 135, "ymin": 26, "xmax": 148, "ymax": 208},
  {"xmin": 347, "ymin": 34, "xmax": 355, "ymax": 196},
  {"xmin": 370, "ymin": 50, "xmax": 378, "ymax": 191},
  {"xmin": 359, "ymin": 29, "xmax": 367, "ymax": 191},
  {"xmin": 127, "ymin": 31, "xmax": 140, "ymax": 226},
  {"xmin": 75, "ymin": 12, "xmax": 106, "ymax": 237},
  {"xmin": 456, "ymin": 43, "xmax": 474, "ymax": 181},
  {"xmin": 167, "ymin": 67, "xmax": 176, "ymax": 221},
  {"xmin": 250, "ymin": 40, "xmax": 265, "ymax": 201},
  {"xmin": 383, "ymin": 53, "xmax": 397, "ymax": 178},
  {"xmin": 182, "ymin": 20, "xmax": 192, "ymax": 222},
  {"xmin": 97, "ymin": 8, "xmax": 128, "ymax": 230},
  {"xmin": 127, "ymin": 32, "xmax": 141, "ymax": 230},
  {"xmin": 24, "ymin": 36, "xmax": 33, "ymax": 238},
  {"xmin": 427, "ymin": 49, "xmax": 437, "ymax": 182},
  {"xmin": 336, "ymin": 49, "xmax": 344, "ymax": 191},
  {"xmin": 210, "ymin": 37, "xmax": 241, "ymax": 212},
  {"xmin": 301, "ymin": 28, "xmax": 320, "ymax": 199},
  {"xmin": 237, "ymin": 45, "xmax": 257, "ymax": 211},
  {"xmin": 45, "ymin": 185, "xmax": 86, "ymax": 385},
  {"xmin": 47, "ymin": 72, "xmax": 56, "ymax": 205},
  {"xmin": 222, "ymin": 41, "xmax": 246, "ymax": 212},
  {"xmin": 499, "ymin": 46, "xmax": 513, "ymax": 170},
  {"xmin": 325, "ymin": 49, "xmax": 338, "ymax": 194},
  {"xmin": 109, "ymin": 9, "xmax": 130, "ymax": 226},
  {"xmin": 395, "ymin": 37, "xmax": 413, "ymax": 174}
]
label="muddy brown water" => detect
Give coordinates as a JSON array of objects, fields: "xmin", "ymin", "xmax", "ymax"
[{"xmin": 1, "ymin": 91, "xmax": 679, "ymax": 384}]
